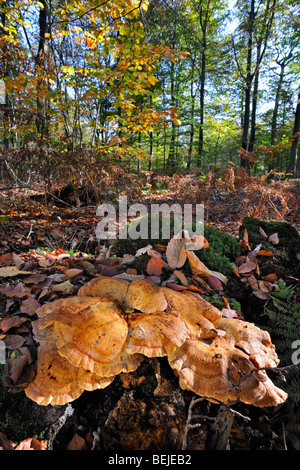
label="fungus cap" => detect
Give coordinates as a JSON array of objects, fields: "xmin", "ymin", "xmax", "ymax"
[
  {"xmin": 168, "ymin": 337, "xmax": 287, "ymax": 407},
  {"xmin": 127, "ymin": 311, "xmax": 189, "ymax": 357},
  {"xmin": 124, "ymin": 279, "xmax": 168, "ymax": 314},
  {"xmin": 54, "ymin": 300, "xmax": 129, "ymax": 375},
  {"xmin": 216, "ymin": 317, "xmax": 279, "ymax": 368},
  {"xmin": 78, "ymin": 276, "xmax": 129, "ymax": 304}
]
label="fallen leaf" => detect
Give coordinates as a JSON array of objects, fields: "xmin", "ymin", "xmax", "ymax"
[
  {"xmin": 240, "ymin": 228, "xmax": 251, "ymax": 250},
  {"xmin": 147, "ymin": 255, "xmax": 163, "ymax": 276},
  {"xmin": 173, "ymin": 269, "xmax": 189, "ymax": 286},
  {"xmin": 186, "ymin": 251, "xmax": 211, "ymax": 277},
  {"xmin": 52, "ymin": 280, "xmax": 74, "ymax": 293},
  {"xmin": 257, "ymin": 250, "xmax": 273, "ymax": 257},
  {"xmin": 238, "ymin": 261, "xmax": 257, "ymax": 274},
  {"xmin": 0, "ymin": 432, "xmax": 15, "ymax": 450},
  {"xmin": 253, "ymin": 290, "xmax": 270, "ymax": 300},
  {"xmin": 20, "ymin": 298, "xmax": 41, "ymax": 316},
  {"xmin": 12, "ymin": 253, "xmax": 24, "ymax": 268},
  {"xmin": 23, "ymin": 273, "xmax": 48, "ymax": 284},
  {"xmin": 264, "ymin": 273, "xmax": 277, "ymax": 282},
  {"xmin": 268, "ymin": 233, "xmax": 279, "ymax": 244},
  {"xmin": 166, "ymin": 238, "xmax": 187, "ymax": 270},
  {"xmin": 259, "ymin": 227, "xmax": 268, "ymax": 238},
  {"xmin": 135, "ymin": 244, "xmax": 152, "ymax": 257},
  {"xmin": 15, "ymin": 438, "xmax": 47, "ymax": 450},
  {"xmin": 258, "ymin": 280, "xmax": 274, "ymax": 293},
  {"xmin": 66, "ymin": 433, "xmax": 88, "ymax": 451},
  {"xmin": 1, "ymin": 316, "xmax": 22, "ymax": 332},
  {"xmin": 205, "ymin": 275, "xmax": 223, "ymax": 292},
  {"xmin": 0, "ymin": 266, "xmax": 32, "ymax": 277},
  {"xmin": 64, "ymin": 268, "xmax": 84, "ymax": 279},
  {"xmin": 3, "ymin": 334, "xmax": 25, "ymax": 349}
]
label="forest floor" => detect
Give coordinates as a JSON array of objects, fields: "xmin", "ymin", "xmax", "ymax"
[{"xmin": 0, "ymin": 173, "xmax": 299, "ymax": 451}]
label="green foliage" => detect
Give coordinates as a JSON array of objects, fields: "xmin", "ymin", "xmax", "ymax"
[
  {"xmin": 194, "ymin": 225, "xmax": 241, "ymax": 277},
  {"xmin": 113, "ymin": 215, "xmax": 240, "ymax": 277},
  {"xmin": 265, "ymin": 281, "xmax": 300, "ymax": 421}
]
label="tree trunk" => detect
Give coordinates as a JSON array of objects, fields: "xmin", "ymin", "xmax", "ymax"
[
  {"xmin": 240, "ymin": 0, "xmax": 255, "ymax": 170},
  {"xmin": 187, "ymin": 61, "xmax": 196, "ymax": 169},
  {"xmin": 271, "ymin": 62, "xmax": 285, "ymax": 146},
  {"xmin": 288, "ymin": 87, "xmax": 300, "ymax": 176},
  {"xmin": 248, "ymin": 41, "xmax": 262, "ymax": 153},
  {"xmin": 35, "ymin": 0, "xmax": 51, "ymax": 140}
]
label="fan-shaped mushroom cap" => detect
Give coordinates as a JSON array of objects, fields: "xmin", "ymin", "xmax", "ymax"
[
  {"xmin": 25, "ymin": 340, "xmax": 116, "ymax": 405},
  {"xmin": 34, "ymin": 297, "xmax": 104, "ymax": 330},
  {"xmin": 124, "ymin": 279, "xmax": 167, "ymax": 314},
  {"xmin": 168, "ymin": 337, "xmax": 287, "ymax": 407},
  {"xmin": 54, "ymin": 299, "xmax": 129, "ymax": 375},
  {"xmin": 126, "ymin": 312, "xmax": 189, "ymax": 357},
  {"xmin": 36, "ymin": 296, "xmax": 90, "ymax": 318},
  {"xmin": 216, "ymin": 318, "xmax": 279, "ymax": 368},
  {"xmin": 78, "ymin": 276, "xmax": 130, "ymax": 304},
  {"xmin": 77, "ymin": 369, "xmax": 115, "ymax": 392},
  {"xmin": 162, "ymin": 287, "xmax": 221, "ymax": 321},
  {"xmin": 161, "ymin": 287, "xmax": 220, "ymax": 338},
  {"xmin": 25, "ymin": 341, "xmax": 85, "ymax": 406}
]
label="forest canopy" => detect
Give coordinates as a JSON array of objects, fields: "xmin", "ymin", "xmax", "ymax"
[{"xmin": 0, "ymin": 0, "xmax": 299, "ymax": 188}]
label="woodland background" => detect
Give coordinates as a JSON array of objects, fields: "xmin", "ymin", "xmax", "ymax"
[{"xmin": 0, "ymin": 0, "xmax": 299, "ymax": 192}]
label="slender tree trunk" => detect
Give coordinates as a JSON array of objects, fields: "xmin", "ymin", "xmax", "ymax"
[
  {"xmin": 167, "ymin": 59, "xmax": 176, "ymax": 168},
  {"xmin": 248, "ymin": 41, "xmax": 262, "ymax": 153},
  {"xmin": 187, "ymin": 61, "xmax": 196, "ymax": 169},
  {"xmin": 241, "ymin": 0, "xmax": 255, "ymax": 170},
  {"xmin": 198, "ymin": 43, "xmax": 205, "ymax": 167},
  {"xmin": 35, "ymin": 0, "xmax": 51, "ymax": 140},
  {"xmin": 288, "ymin": 87, "xmax": 300, "ymax": 176},
  {"xmin": 271, "ymin": 62, "xmax": 285, "ymax": 146}
]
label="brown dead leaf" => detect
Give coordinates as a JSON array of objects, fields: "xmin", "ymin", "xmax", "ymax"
[
  {"xmin": 258, "ymin": 280, "xmax": 274, "ymax": 293},
  {"xmin": 0, "ymin": 266, "xmax": 33, "ymax": 277},
  {"xmin": 268, "ymin": 233, "xmax": 279, "ymax": 244},
  {"xmin": 205, "ymin": 275, "xmax": 223, "ymax": 292},
  {"xmin": 186, "ymin": 251, "xmax": 211, "ymax": 277},
  {"xmin": 52, "ymin": 280, "xmax": 74, "ymax": 293},
  {"xmin": 240, "ymin": 228, "xmax": 251, "ymax": 250},
  {"xmin": 20, "ymin": 298, "xmax": 41, "ymax": 316},
  {"xmin": 238, "ymin": 261, "xmax": 257, "ymax": 274},
  {"xmin": 166, "ymin": 238, "xmax": 187, "ymax": 270},
  {"xmin": 66, "ymin": 433, "xmax": 88, "ymax": 450},
  {"xmin": 147, "ymin": 255, "xmax": 163, "ymax": 276},
  {"xmin": 1, "ymin": 316, "xmax": 22, "ymax": 332},
  {"xmin": 259, "ymin": 227, "xmax": 268, "ymax": 238},
  {"xmin": 64, "ymin": 268, "xmax": 84, "ymax": 280},
  {"xmin": 3, "ymin": 334, "xmax": 26, "ymax": 349}
]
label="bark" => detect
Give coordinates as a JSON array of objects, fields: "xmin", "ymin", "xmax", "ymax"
[
  {"xmin": 288, "ymin": 87, "xmax": 300, "ymax": 176},
  {"xmin": 35, "ymin": 0, "xmax": 51, "ymax": 139},
  {"xmin": 271, "ymin": 62, "xmax": 285, "ymax": 146},
  {"xmin": 248, "ymin": 41, "xmax": 262, "ymax": 153}
]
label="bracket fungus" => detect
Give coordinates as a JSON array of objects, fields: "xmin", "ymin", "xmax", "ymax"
[{"xmin": 25, "ymin": 277, "xmax": 287, "ymax": 408}]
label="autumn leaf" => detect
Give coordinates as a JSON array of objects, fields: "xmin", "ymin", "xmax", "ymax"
[
  {"xmin": 0, "ymin": 266, "xmax": 32, "ymax": 277},
  {"xmin": 146, "ymin": 254, "xmax": 163, "ymax": 276},
  {"xmin": 240, "ymin": 228, "xmax": 251, "ymax": 250},
  {"xmin": 66, "ymin": 433, "xmax": 88, "ymax": 450},
  {"xmin": 268, "ymin": 233, "xmax": 279, "ymax": 244},
  {"xmin": 186, "ymin": 251, "xmax": 211, "ymax": 277},
  {"xmin": 166, "ymin": 237, "xmax": 187, "ymax": 270},
  {"xmin": 257, "ymin": 250, "xmax": 273, "ymax": 257}
]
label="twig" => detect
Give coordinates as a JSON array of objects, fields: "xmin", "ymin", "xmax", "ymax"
[{"xmin": 182, "ymin": 397, "xmax": 206, "ymax": 450}]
